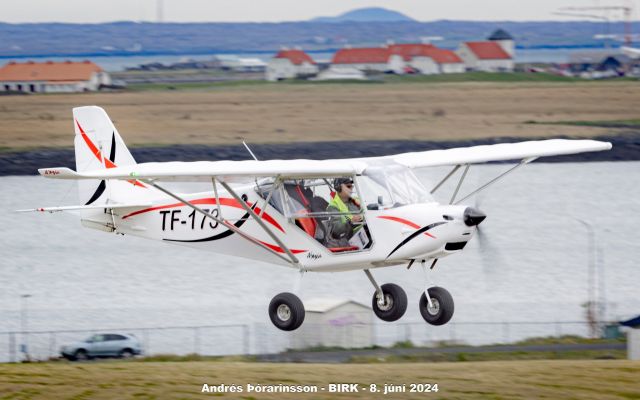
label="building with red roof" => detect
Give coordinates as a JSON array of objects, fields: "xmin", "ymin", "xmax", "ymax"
[
  {"xmin": 331, "ymin": 47, "xmax": 405, "ymax": 74},
  {"xmin": 389, "ymin": 44, "xmax": 465, "ymax": 74},
  {"xmin": 266, "ymin": 49, "xmax": 319, "ymax": 81},
  {"xmin": 0, "ymin": 60, "xmax": 111, "ymax": 93},
  {"xmin": 457, "ymin": 29, "xmax": 515, "ymax": 72},
  {"xmin": 328, "ymin": 44, "xmax": 464, "ymax": 75}
]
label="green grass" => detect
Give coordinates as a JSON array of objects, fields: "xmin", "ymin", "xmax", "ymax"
[
  {"xmin": 525, "ymin": 119, "xmax": 640, "ymax": 128},
  {"xmin": 0, "ymin": 360, "xmax": 638, "ymax": 399}
]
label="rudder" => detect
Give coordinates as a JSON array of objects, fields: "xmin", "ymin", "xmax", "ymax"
[{"xmin": 72, "ymin": 106, "xmax": 139, "ymax": 206}]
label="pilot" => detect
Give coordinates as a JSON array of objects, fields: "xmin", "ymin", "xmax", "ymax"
[{"xmin": 326, "ymin": 177, "xmax": 363, "ymax": 247}]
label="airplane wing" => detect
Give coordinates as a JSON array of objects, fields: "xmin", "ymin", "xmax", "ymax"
[
  {"xmin": 383, "ymin": 139, "xmax": 612, "ymax": 169},
  {"xmin": 38, "ymin": 159, "xmax": 368, "ymax": 182},
  {"xmin": 38, "ymin": 139, "xmax": 611, "ymax": 182}
]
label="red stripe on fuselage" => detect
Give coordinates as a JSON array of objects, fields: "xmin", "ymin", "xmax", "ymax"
[
  {"xmin": 121, "ymin": 197, "xmax": 285, "ymax": 233},
  {"xmin": 377, "ymin": 215, "xmax": 436, "ymax": 238},
  {"xmin": 256, "ymin": 240, "xmax": 306, "ymax": 254}
]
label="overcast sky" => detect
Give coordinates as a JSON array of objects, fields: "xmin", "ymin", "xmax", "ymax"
[{"xmin": 1, "ymin": 0, "xmax": 637, "ymax": 23}]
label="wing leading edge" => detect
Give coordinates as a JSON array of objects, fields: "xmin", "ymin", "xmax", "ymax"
[
  {"xmin": 387, "ymin": 139, "xmax": 612, "ymax": 168},
  {"xmin": 38, "ymin": 139, "xmax": 611, "ymax": 181}
]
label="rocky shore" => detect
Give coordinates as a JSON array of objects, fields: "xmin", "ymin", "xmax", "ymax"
[{"xmin": 1, "ymin": 134, "xmax": 638, "ymax": 176}]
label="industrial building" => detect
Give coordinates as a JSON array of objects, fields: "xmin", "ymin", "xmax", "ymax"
[{"xmin": 291, "ymin": 299, "xmax": 373, "ymax": 350}]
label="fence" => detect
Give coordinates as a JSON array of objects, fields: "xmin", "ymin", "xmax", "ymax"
[{"xmin": 0, "ymin": 320, "xmax": 611, "ymax": 363}]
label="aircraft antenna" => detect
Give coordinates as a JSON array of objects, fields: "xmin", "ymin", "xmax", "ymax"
[{"xmin": 242, "ymin": 141, "xmax": 259, "ymax": 161}]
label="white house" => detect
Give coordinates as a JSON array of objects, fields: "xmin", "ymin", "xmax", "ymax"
[
  {"xmin": 290, "ymin": 299, "xmax": 373, "ymax": 350},
  {"xmin": 390, "ymin": 45, "xmax": 465, "ymax": 74},
  {"xmin": 488, "ymin": 28, "xmax": 515, "ymax": 58},
  {"xmin": 389, "ymin": 44, "xmax": 438, "ymax": 74},
  {"xmin": 457, "ymin": 41, "xmax": 514, "ymax": 72},
  {"xmin": 331, "ymin": 47, "xmax": 405, "ymax": 74},
  {"xmin": 266, "ymin": 50, "xmax": 319, "ymax": 81},
  {"xmin": 0, "ymin": 60, "xmax": 111, "ymax": 93},
  {"xmin": 457, "ymin": 29, "xmax": 515, "ymax": 72}
]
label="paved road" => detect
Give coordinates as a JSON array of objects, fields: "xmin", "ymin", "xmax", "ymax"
[{"xmin": 256, "ymin": 343, "xmax": 626, "ymax": 363}]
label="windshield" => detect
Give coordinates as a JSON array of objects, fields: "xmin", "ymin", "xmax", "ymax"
[{"xmin": 360, "ymin": 162, "xmax": 433, "ymax": 208}]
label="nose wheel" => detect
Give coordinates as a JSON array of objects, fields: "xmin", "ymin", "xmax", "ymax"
[
  {"xmin": 269, "ymin": 292, "xmax": 305, "ymax": 331},
  {"xmin": 419, "ymin": 286, "xmax": 454, "ymax": 325}
]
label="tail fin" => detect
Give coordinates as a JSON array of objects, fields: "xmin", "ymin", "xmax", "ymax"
[
  {"xmin": 74, "ymin": 106, "xmax": 136, "ymax": 173},
  {"xmin": 72, "ymin": 106, "xmax": 143, "ymax": 207}
]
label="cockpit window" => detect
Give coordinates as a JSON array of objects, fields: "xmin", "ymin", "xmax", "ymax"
[
  {"xmin": 360, "ymin": 162, "xmax": 433, "ymax": 208},
  {"xmin": 255, "ymin": 177, "xmax": 372, "ymax": 253}
]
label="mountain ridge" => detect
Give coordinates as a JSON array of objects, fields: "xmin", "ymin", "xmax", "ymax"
[
  {"xmin": 0, "ymin": 20, "xmax": 635, "ymax": 58},
  {"xmin": 312, "ymin": 7, "xmax": 416, "ymax": 23}
]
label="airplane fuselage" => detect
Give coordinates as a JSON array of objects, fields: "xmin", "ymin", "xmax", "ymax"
[{"xmin": 90, "ymin": 184, "xmax": 477, "ymax": 272}]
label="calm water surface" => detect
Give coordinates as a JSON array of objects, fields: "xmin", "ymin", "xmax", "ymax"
[{"xmin": 0, "ymin": 161, "xmax": 638, "ymax": 357}]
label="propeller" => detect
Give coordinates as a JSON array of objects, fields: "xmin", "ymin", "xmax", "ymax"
[{"xmin": 472, "ymin": 193, "xmax": 504, "ymax": 281}]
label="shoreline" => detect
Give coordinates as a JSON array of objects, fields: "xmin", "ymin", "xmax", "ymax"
[{"xmin": 1, "ymin": 134, "xmax": 637, "ymax": 176}]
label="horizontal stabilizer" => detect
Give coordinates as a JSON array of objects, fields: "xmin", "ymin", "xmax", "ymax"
[
  {"xmin": 16, "ymin": 203, "xmax": 151, "ymax": 213},
  {"xmin": 38, "ymin": 167, "xmax": 81, "ymax": 179}
]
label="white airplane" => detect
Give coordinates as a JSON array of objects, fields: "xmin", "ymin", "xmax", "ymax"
[{"xmin": 23, "ymin": 106, "xmax": 612, "ymax": 331}]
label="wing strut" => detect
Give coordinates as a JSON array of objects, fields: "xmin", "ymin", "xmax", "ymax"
[
  {"xmin": 450, "ymin": 164, "xmax": 470, "ymax": 204},
  {"xmin": 211, "ymin": 177, "xmax": 223, "ymax": 219},
  {"xmin": 218, "ymin": 180, "xmax": 302, "ymax": 268},
  {"xmin": 453, "ymin": 157, "xmax": 538, "ymax": 205},
  {"xmin": 259, "ymin": 176, "xmax": 280, "ymax": 218},
  {"xmin": 430, "ymin": 165, "xmax": 461, "ymax": 194},
  {"xmin": 145, "ymin": 180, "xmax": 293, "ymax": 265}
]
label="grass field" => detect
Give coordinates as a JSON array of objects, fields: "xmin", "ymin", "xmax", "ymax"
[
  {"xmin": 1, "ymin": 80, "xmax": 639, "ymax": 151},
  {"xmin": 0, "ymin": 360, "xmax": 638, "ymax": 399}
]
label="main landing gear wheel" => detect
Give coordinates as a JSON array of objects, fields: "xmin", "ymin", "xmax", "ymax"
[
  {"xmin": 419, "ymin": 286, "xmax": 454, "ymax": 326},
  {"xmin": 371, "ymin": 283, "xmax": 408, "ymax": 322},
  {"xmin": 269, "ymin": 292, "xmax": 305, "ymax": 331}
]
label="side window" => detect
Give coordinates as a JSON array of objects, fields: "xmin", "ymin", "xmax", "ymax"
[{"xmin": 257, "ymin": 177, "xmax": 372, "ymax": 253}]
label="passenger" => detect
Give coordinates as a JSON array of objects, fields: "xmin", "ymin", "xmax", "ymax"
[{"xmin": 326, "ymin": 177, "xmax": 363, "ymax": 248}]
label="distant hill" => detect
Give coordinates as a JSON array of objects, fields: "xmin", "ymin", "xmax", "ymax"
[{"xmin": 312, "ymin": 7, "xmax": 416, "ymax": 23}]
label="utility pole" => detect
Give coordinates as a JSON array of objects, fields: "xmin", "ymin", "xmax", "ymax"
[
  {"xmin": 157, "ymin": 0, "xmax": 164, "ymax": 23},
  {"xmin": 560, "ymin": 5, "xmax": 633, "ymax": 45},
  {"xmin": 20, "ymin": 294, "xmax": 32, "ymax": 361},
  {"xmin": 576, "ymin": 219, "xmax": 598, "ymax": 338}
]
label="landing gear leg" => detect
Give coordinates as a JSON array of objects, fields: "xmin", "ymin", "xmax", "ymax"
[
  {"xmin": 365, "ymin": 269, "xmax": 407, "ymax": 322},
  {"xmin": 418, "ymin": 260, "xmax": 454, "ymax": 325}
]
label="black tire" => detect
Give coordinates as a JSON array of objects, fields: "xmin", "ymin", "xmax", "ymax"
[
  {"xmin": 419, "ymin": 286, "xmax": 454, "ymax": 326},
  {"xmin": 269, "ymin": 292, "xmax": 305, "ymax": 331},
  {"xmin": 74, "ymin": 349, "xmax": 89, "ymax": 361},
  {"xmin": 371, "ymin": 283, "xmax": 407, "ymax": 322},
  {"xmin": 119, "ymin": 349, "xmax": 134, "ymax": 359}
]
